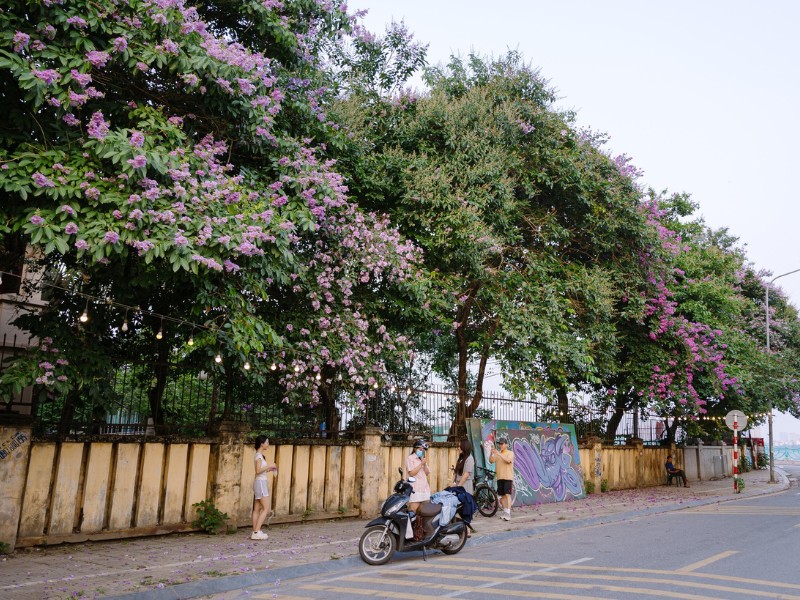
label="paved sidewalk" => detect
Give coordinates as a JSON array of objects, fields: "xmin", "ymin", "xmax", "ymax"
[{"xmin": 0, "ymin": 467, "xmax": 791, "ymax": 600}]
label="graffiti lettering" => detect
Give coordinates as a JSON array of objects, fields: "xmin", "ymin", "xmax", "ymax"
[{"xmin": 0, "ymin": 430, "xmax": 29, "ymax": 460}]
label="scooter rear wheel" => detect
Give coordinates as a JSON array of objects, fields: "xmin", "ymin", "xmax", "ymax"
[
  {"xmin": 358, "ymin": 525, "xmax": 396, "ymax": 565},
  {"xmin": 440, "ymin": 525, "xmax": 468, "ymax": 555}
]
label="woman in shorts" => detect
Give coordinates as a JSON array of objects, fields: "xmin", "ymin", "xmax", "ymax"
[{"xmin": 251, "ymin": 435, "xmax": 277, "ymax": 540}]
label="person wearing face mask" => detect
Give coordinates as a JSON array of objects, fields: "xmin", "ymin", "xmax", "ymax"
[{"xmin": 406, "ymin": 439, "xmax": 431, "ymax": 514}]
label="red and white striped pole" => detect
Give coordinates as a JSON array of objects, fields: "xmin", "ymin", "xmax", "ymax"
[{"xmin": 733, "ymin": 414, "xmax": 738, "ymax": 493}]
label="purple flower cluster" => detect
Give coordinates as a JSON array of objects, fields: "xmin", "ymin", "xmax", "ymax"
[
  {"xmin": 87, "ymin": 111, "xmax": 110, "ymax": 140},
  {"xmin": 31, "ymin": 172, "xmax": 56, "ymax": 188}
]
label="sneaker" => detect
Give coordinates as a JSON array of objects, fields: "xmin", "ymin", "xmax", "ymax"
[
  {"xmin": 250, "ymin": 531, "xmax": 269, "ymax": 540},
  {"xmin": 501, "ymin": 511, "xmax": 511, "ymax": 521}
]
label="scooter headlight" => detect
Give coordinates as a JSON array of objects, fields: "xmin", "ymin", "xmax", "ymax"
[{"xmin": 381, "ymin": 497, "xmax": 404, "ymax": 516}]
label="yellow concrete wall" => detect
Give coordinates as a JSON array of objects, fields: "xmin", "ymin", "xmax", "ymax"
[
  {"xmin": 184, "ymin": 444, "xmax": 210, "ymax": 523},
  {"xmin": 273, "ymin": 444, "xmax": 294, "ymax": 515},
  {"xmin": 14, "ymin": 438, "xmax": 366, "ymax": 546},
  {"xmin": 49, "ymin": 442, "xmax": 84, "ymax": 535},
  {"xmin": 340, "ymin": 445, "xmax": 357, "ymax": 509},
  {"xmin": 307, "ymin": 446, "xmax": 327, "ymax": 513},
  {"xmin": 15, "ymin": 438, "xmax": 682, "ymax": 546},
  {"xmin": 324, "ymin": 445, "xmax": 342, "ymax": 512},
  {"xmin": 81, "ymin": 443, "xmax": 112, "ymax": 532},
  {"xmin": 108, "ymin": 443, "xmax": 140, "ymax": 531},
  {"xmin": 163, "ymin": 444, "xmax": 188, "ymax": 523},
  {"xmin": 18, "ymin": 443, "xmax": 56, "ymax": 538},
  {"xmin": 290, "ymin": 445, "xmax": 310, "ymax": 514},
  {"xmin": 579, "ymin": 445, "xmax": 681, "ymax": 490},
  {"xmin": 136, "ymin": 443, "xmax": 164, "ymax": 528}
]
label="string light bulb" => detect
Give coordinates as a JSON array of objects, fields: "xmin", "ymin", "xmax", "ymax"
[
  {"xmin": 79, "ymin": 300, "xmax": 89, "ymax": 323},
  {"xmin": 121, "ymin": 309, "xmax": 129, "ymax": 332},
  {"xmin": 270, "ymin": 362, "xmax": 277, "ymax": 371},
  {"xmin": 294, "ymin": 365, "xmax": 300, "ymax": 373},
  {"xmin": 187, "ymin": 327, "xmax": 195, "ymax": 346},
  {"xmin": 156, "ymin": 318, "xmax": 163, "ymax": 340},
  {"xmin": 215, "ymin": 353, "xmax": 222, "ymax": 364},
  {"xmin": 315, "ymin": 372, "xmax": 321, "ymax": 381},
  {"xmin": 244, "ymin": 361, "xmax": 251, "ymax": 370}
]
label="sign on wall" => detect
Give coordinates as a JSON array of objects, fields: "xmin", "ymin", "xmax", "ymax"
[{"xmin": 466, "ymin": 418, "xmax": 585, "ymax": 505}]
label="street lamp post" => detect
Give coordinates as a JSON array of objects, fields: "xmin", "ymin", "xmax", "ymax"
[{"xmin": 765, "ymin": 267, "xmax": 800, "ymax": 484}]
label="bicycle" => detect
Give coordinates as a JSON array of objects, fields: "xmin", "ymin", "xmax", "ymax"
[{"xmin": 473, "ymin": 466, "xmax": 499, "ymax": 517}]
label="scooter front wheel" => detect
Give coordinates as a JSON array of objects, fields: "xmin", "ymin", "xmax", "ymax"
[{"xmin": 358, "ymin": 525, "xmax": 396, "ymax": 565}]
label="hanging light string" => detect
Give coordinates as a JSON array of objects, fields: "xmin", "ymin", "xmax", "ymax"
[
  {"xmin": 0, "ymin": 268, "xmax": 216, "ymax": 336},
  {"xmin": 1, "ymin": 272, "xmax": 784, "ymax": 407},
  {"xmin": 0, "ymin": 268, "xmax": 283, "ymax": 370}
]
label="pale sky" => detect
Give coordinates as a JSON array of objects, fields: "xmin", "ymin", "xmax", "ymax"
[{"xmin": 349, "ymin": 0, "xmax": 800, "ymax": 436}]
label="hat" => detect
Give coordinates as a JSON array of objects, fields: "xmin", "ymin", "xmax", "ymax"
[
  {"xmin": 413, "ymin": 439, "xmax": 429, "ymax": 450},
  {"xmin": 497, "ymin": 436, "xmax": 509, "ymax": 445}
]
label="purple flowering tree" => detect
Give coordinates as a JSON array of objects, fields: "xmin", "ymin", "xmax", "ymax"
[{"xmin": 0, "ymin": 0, "xmax": 423, "ymax": 427}]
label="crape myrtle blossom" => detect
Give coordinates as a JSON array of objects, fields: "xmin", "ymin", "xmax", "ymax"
[
  {"xmin": 1, "ymin": 0, "xmax": 420, "ymax": 404},
  {"xmin": 637, "ymin": 198, "xmax": 739, "ymax": 414}
]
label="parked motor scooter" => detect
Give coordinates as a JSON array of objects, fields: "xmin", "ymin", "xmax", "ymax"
[{"xmin": 358, "ymin": 468, "xmax": 468, "ymax": 565}]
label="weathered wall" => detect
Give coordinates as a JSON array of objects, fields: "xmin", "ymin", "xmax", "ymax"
[
  {"xmin": 0, "ymin": 420, "xmax": 32, "ymax": 551},
  {"xmin": 8, "ymin": 430, "xmax": 461, "ymax": 548},
  {"xmin": 4, "ymin": 428, "xmax": 727, "ymax": 549},
  {"xmin": 12, "ymin": 435, "xmax": 365, "ymax": 548}
]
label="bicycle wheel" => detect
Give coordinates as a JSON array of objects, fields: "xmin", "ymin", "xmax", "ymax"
[{"xmin": 474, "ymin": 484, "xmax": 498, "ymax": 517}]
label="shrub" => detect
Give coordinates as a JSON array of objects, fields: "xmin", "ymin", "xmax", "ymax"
[
  {"xmin": 734, "ymin": 476, "xmax": 745, "ymax": 493},
  {"xmin": 192, "ymin": 500, "xmax": 229, "ymax": 535},
  {"xmin": 584, "ymin": 480, "xmax": 595, "ymax": 494},
  {"xmin": 600, "ymin": 479, "xmax": 609, "ymax": 493}
]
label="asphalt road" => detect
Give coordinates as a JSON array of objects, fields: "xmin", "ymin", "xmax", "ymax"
[{"xmin": 212, "ymin": 464, "xmax": 800, "ymax": 600}]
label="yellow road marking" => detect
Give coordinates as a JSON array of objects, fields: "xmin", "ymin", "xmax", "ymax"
[
  {"xmin": 677, "ymin": 550, "xmax": 739, "ymax": 573},
  {"xmin": 442, "ymin": 557, "xmax": 800, "ymax": 591},
  {"xmin": 301, "ymin": 583, "xmax": 460, "ymax": 599},
  {"xmin": 384, "ymin": 567, "xmax": 800, "ymax": 600},
  {"xmin": 685, "ymin": 506, "xmax": 800, "ymax": 515},
  {"xmin": 338, "ymin": 574, "xmax": 721, "ymax": 600},
  {"xmin": 304, "ymin": 580, "xmax": 607, "ymax": 600}
]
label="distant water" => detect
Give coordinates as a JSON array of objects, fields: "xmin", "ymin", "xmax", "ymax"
[{"xmin": 768, "ymin": 445, "xmax": 800, "ymax": 461}]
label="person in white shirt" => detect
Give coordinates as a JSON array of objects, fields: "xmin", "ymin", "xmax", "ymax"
[{"xmin": 251, "ymin": 435, "xmax": 277, "ymax": 540}]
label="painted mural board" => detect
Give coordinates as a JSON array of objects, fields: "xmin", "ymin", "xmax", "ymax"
[{"xmin": 466, "ymin": 418, "xmax": 585, "ymax": 505}]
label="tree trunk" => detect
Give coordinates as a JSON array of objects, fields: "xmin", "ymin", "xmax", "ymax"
[
  {"xmin": 56, "ymin": 388, "xmax": 80, "ymax": 437},
  {"xmin": 604, "ymin": 394, "xmax": 629, "ymax": 443},
  {"xmin": 148, "ymin": 341, "xmax": 170, "ymax": 427},
  {"xmin": 450, "ymin": 283, "xmax": 480, "ymax": 440},
  {"xmin": 555, "ymin": 382, "xmax": 571, "ymax": 423},
  {"xmin": 666, "ymin": 416, "xmax": 679, "ymax": 445},
  {"xmin": 319, "ymin": 374, "xmax": 340, "ymax": 440}
]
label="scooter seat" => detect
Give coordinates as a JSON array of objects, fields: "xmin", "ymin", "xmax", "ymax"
[{"xmin": 417, "ymin": 501, "xmax": 442, "ymax": 517}]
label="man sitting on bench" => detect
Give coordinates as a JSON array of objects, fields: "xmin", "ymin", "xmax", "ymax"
[{"xmin": 665, "ymin": 455, "xmax": 689, "ymax": 487}]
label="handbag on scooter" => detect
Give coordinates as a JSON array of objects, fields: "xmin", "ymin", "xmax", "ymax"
[{"xmin": 412, "ymin": 514, "xmax": 425, "ymax": 541}]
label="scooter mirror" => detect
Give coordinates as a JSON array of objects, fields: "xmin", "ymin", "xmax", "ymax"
[{"xmin": 398, "ymin": 467, "xmax": 403, "ymax": 478}]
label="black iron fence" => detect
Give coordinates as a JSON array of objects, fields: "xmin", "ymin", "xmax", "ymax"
[{"xmin": 1, "ymin": 346, "xmax": 669, "ymax": 443}]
